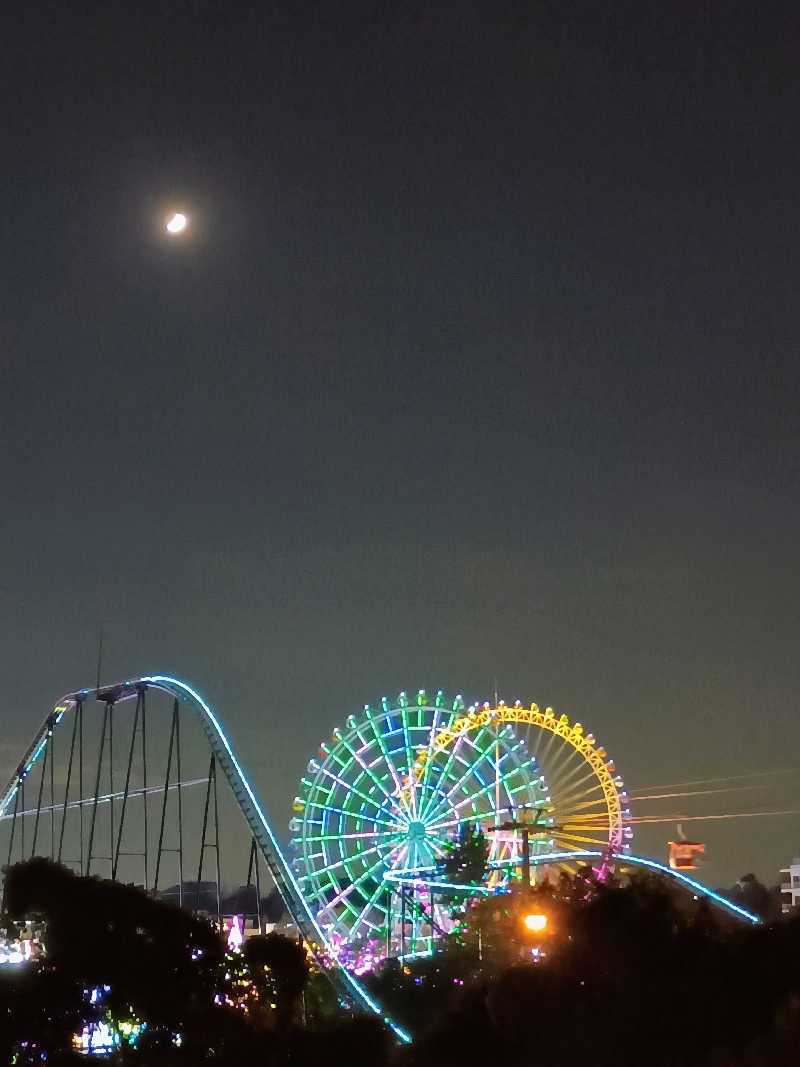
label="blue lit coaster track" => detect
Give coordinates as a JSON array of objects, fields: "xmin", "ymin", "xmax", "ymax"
[
  {"xmin": 384, "ymin": 850, "xmax": 762, "ymax": 925},
  {"xmin": 0, "ymin": 675, "xmax": 411, "ymax": 1043}
]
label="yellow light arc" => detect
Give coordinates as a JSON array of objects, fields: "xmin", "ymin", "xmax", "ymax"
[{"xmin": 413, "ymin": 701, "xmax": 626, "ymax": 854}]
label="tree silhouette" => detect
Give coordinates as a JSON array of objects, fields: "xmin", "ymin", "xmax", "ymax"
[
  {"xmin": 2, "ymin": 858, "xmax": 249, "ymax": 1060},
  {"xmin": 441, "ymin": 824, "xmax": 489, "ymax": 887},
  {"xmin": 243, "ymin": 932, "xmax": 309, "ymax": 1028}
]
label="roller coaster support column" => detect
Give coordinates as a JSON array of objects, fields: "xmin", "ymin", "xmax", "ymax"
[
  {"xmin": 154, "ymin": 700, "xmax": 186, "ymax": 902},
  {"xmin": 86, "ymin": 700, "xmax": 111, "ymax": 876},
  {"xmin": 141, "ymin": 692, "xmax": 148, "ymax": 890},
  {"xmin": 6, "ymin": 780, "xmax": 20, "ymax": 870},
  {"xmin": 79, "ymin": 700, "xmax": 84, "ymax": 871},
  {"xmin": 57, "ymin": 700, "xmax": 81, "ymax": 866},
  {"xmin": 108, "ymin": 701, "xmax": 114, "ymax": 877},
  {"xmin": 112, "ymin": 690, "xmax": 145, "ymax": 882},
  {"xmin": 31, "ymin": 716, "xmax": 52, "ymax": 857},
  {"xmin": 196, "ymin": 755, "xmax": 222, "ymax": 926},
  {"xmin": 246, "ymin": 838, "xmax": 263, "ymax": 933},
  {"xmin": 175, "ymin": 700, "xmax": 185, "ymax": 905}
]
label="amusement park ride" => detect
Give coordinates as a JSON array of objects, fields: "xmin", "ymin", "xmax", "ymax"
[
  {"xmin": 290, "ymin": 691, "xmax": 633, "ymax": 956},
  {"xmin": 0, "ymin": 676, "xmax": 748, "ymax": 1043},
  {"xmin": 668, "ymin": 830, "xmax": 706, "ymax": 871}
]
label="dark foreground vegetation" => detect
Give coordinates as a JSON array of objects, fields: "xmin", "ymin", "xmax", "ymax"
[{"xmin": 2, "ymin": 858, "xmax": 800, "ymax": 1065}]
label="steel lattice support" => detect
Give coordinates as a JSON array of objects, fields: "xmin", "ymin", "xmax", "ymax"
[{"xmin": 0, "ymin": 675, "xmax": 413, "ymax": 1044}]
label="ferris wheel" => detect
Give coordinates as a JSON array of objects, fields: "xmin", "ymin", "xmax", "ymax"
[
  {"xmin": 290, "ymin": 690, "xmax": 631, "ymax": 948},
  {"xmin": 290, "ymin": 691, "xmax": 550, "ymax": 946}
]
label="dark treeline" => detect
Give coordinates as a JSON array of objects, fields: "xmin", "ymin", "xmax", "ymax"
[
  {"xmin": 2, "ymin": 858, "xmax": 800, "ymax": 1065},
  {"xmin": 394, "ymin": 872, "xmax": 800, "ymax": 1067}
]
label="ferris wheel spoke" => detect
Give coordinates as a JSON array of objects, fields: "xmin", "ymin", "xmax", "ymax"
[
  {"xmin": 558, "ymin": 811, "xmax": 611, "ymax": 826},
  {"xmin": 558, "ymin": 826, "xmax": 609, "ymax": 838},
  {"xmin": 526, "ymin": 725, "xmax": 559, "ymax": 774},
  {"xmin": 536, "ymin": 742, "xmax": 590, "ymax": 798},
  {"xmin": 351, "ymin": 873, "xmax": 395, "ymax": 931},
  {"xmin": 554, "ymin": 813, "xmax": 608, "ymax": 832},
  {"xmin": 419, "ymin": 725, "xmax": 496, "ymax": 822},
  {"xmin": 425, "ymin": 731, "xmax": 538, "ymax": 827},
  {"xmin": 547, "ymin": 754, "xmax": 600, "ymax": 796},
  {"xmin": 363, "ymin": 708, "xmax": 413, "ymax": 820},
  {"xmin": 538, "ymin": 744, "xmax": 585, "ymax": 794},
  {"xmin": 337, "ymin": 734, "xmax": 402, "ymax": 812},
  {"xmin": 552, "ymin": 791, "xmax": 608, "ymax": 816},
  {"xmin": 553, "ymin": 771, "xmax": 605, "ymax": 797},
  {"xmin": 423, "ymin": 816, "xmax": 459, "ymax": 834},
  {"xmin": 553, "ymin": 829, "xmax": 609, "ymax": 847},
  {"xmin": 416, "ymin": 706, "xmax": 448, "ymax": 810},
  {"xmin": 559, "ymin": 802, "xmax": 610, "ymax": 816},
  {"xmin": 551, "ymin": 797, "xmax": 608, "ymax": 825},
  {"xmin": 423, "ymin": 741, "xmax": 524, "ymax": 826},
  {"xmin": 534, "ymin": 839, "xmax": 600, "ymax": 857},
  {"xmin": 425, "ymin": 766, "xmax": 533, "ymax": 832},
  {"xmin": 410, "ymin": 835, "xmax": 439, "ymax": 870},
  {"xmin": 423, "ymin": 835, "xmax": 447, "ymax": 860},
  {"xmin": 322, "ymin": 864, "xmax": 386, "ymax": 923},
  {"xmin": 305, "ymin": 800, "xmax": 401, "ymax": 832},
  {"xmin": 302, "ymin": 828, "xmax": 402, "ymax": 844},
  {"xmin": 317, "ymin": 766, "xmax": 399, "ymax": 822},
  {"xmin": 305, "ymin": 834, "xmax": 404, "ymax": 882},
  {"xmin": 399, "ymin": 706, "xmax": 419, "ymax": 819},
  {"xmin": 303, "ymin": 799, "xmax": 401, "ymax": 833},
  {"xmin": 558, "ymin": 815, "xmax": 610, "ymax": 829},
  {"xmin": 343, "ymin": 875, "xmax": 396, "ymax": 940},
  {"xmin": 315, "ymin": 867, "xmax": 389, "ymax": 919},
  {"xmin": 418, "ymin": 722, "xmax": 473, "ymax": 823},
  {"xmin": 550, "ymin": 778, "xmax": 606, "ymax": 811}
]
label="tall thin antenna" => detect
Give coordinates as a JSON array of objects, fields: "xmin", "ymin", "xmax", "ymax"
[
  {"xmin": 492, "ymin": 678, "xmax": 500, "ymax": 828},
  {"xmin": 96, "ymin": 625, "xmax": 104, "ymax": 693}
]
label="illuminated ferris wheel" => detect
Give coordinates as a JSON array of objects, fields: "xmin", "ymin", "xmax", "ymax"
[
  {"xmin": 290, "ymin": 690, "xmax": 631, "ymax": 947},
  {"xmin": 290, "ymin": 691, "xmax": 549, "ymax": 945}
]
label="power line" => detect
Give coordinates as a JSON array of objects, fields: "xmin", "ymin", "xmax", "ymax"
[
  {"xmin": 630, "ymin": 767, "xmax": 800, "ymax": 794},
  {"xmin": 631, "ymin": 809, "xmax": 800, "ymax": 824},
  {"xmin": 633, "ymin": 784, "xmax": 769, "ymax": 801}
]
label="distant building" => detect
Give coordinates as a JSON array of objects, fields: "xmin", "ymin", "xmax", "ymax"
[
  {"xmin": 779, "ymin": 856, "xmax": 800, "ymax": 913},
  {"xmin": 155, "ymin": 880, "xmax": 290, "ymax": 934}
]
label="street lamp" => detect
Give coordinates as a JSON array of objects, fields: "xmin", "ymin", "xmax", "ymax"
[{"xmin": 523, "ymin": 913, "xmax": 548, "ymax": 933}]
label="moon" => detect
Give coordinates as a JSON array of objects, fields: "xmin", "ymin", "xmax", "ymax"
[{"xmin": 166, "ymin": 212, "xmax": 188, "ymax": 234}]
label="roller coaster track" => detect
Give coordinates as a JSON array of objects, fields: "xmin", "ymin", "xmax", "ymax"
[
  {"xmin": 384, "ymin": 850, "xmax": 762, "ymax": 925},
  {"xmin": 0, "ymin": 675, "xmax": 411, "ymax": 1043}
]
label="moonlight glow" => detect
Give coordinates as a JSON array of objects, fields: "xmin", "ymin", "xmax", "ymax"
[{"xmin": 166, "ymin": 212, "xmax": 187, "ymax": 234}]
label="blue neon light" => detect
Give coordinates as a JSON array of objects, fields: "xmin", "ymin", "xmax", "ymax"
[
  {"xmin": 386, "ymin": 849, "xmax": 761, "ymax": 925},
  {"xmin": 611, "ymin": 853, "xmax": 761, "ymax": 925},
  {"xmin": 385, "ymin": 873, "xmax": 492, "ymax": 894},
  {"xmin": 141, "ymin": 676, "xmax": 412, "ymax": 1042}
]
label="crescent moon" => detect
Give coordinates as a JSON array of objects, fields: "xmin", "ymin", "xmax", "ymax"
[{"xmin": 166, "ymin": 213, "xmax": 188, "ymax": 234}]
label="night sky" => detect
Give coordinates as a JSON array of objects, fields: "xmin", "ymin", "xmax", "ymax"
[{"xmin": 2, "ymin": 3, "xmax": 799, "ymax": 887}]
